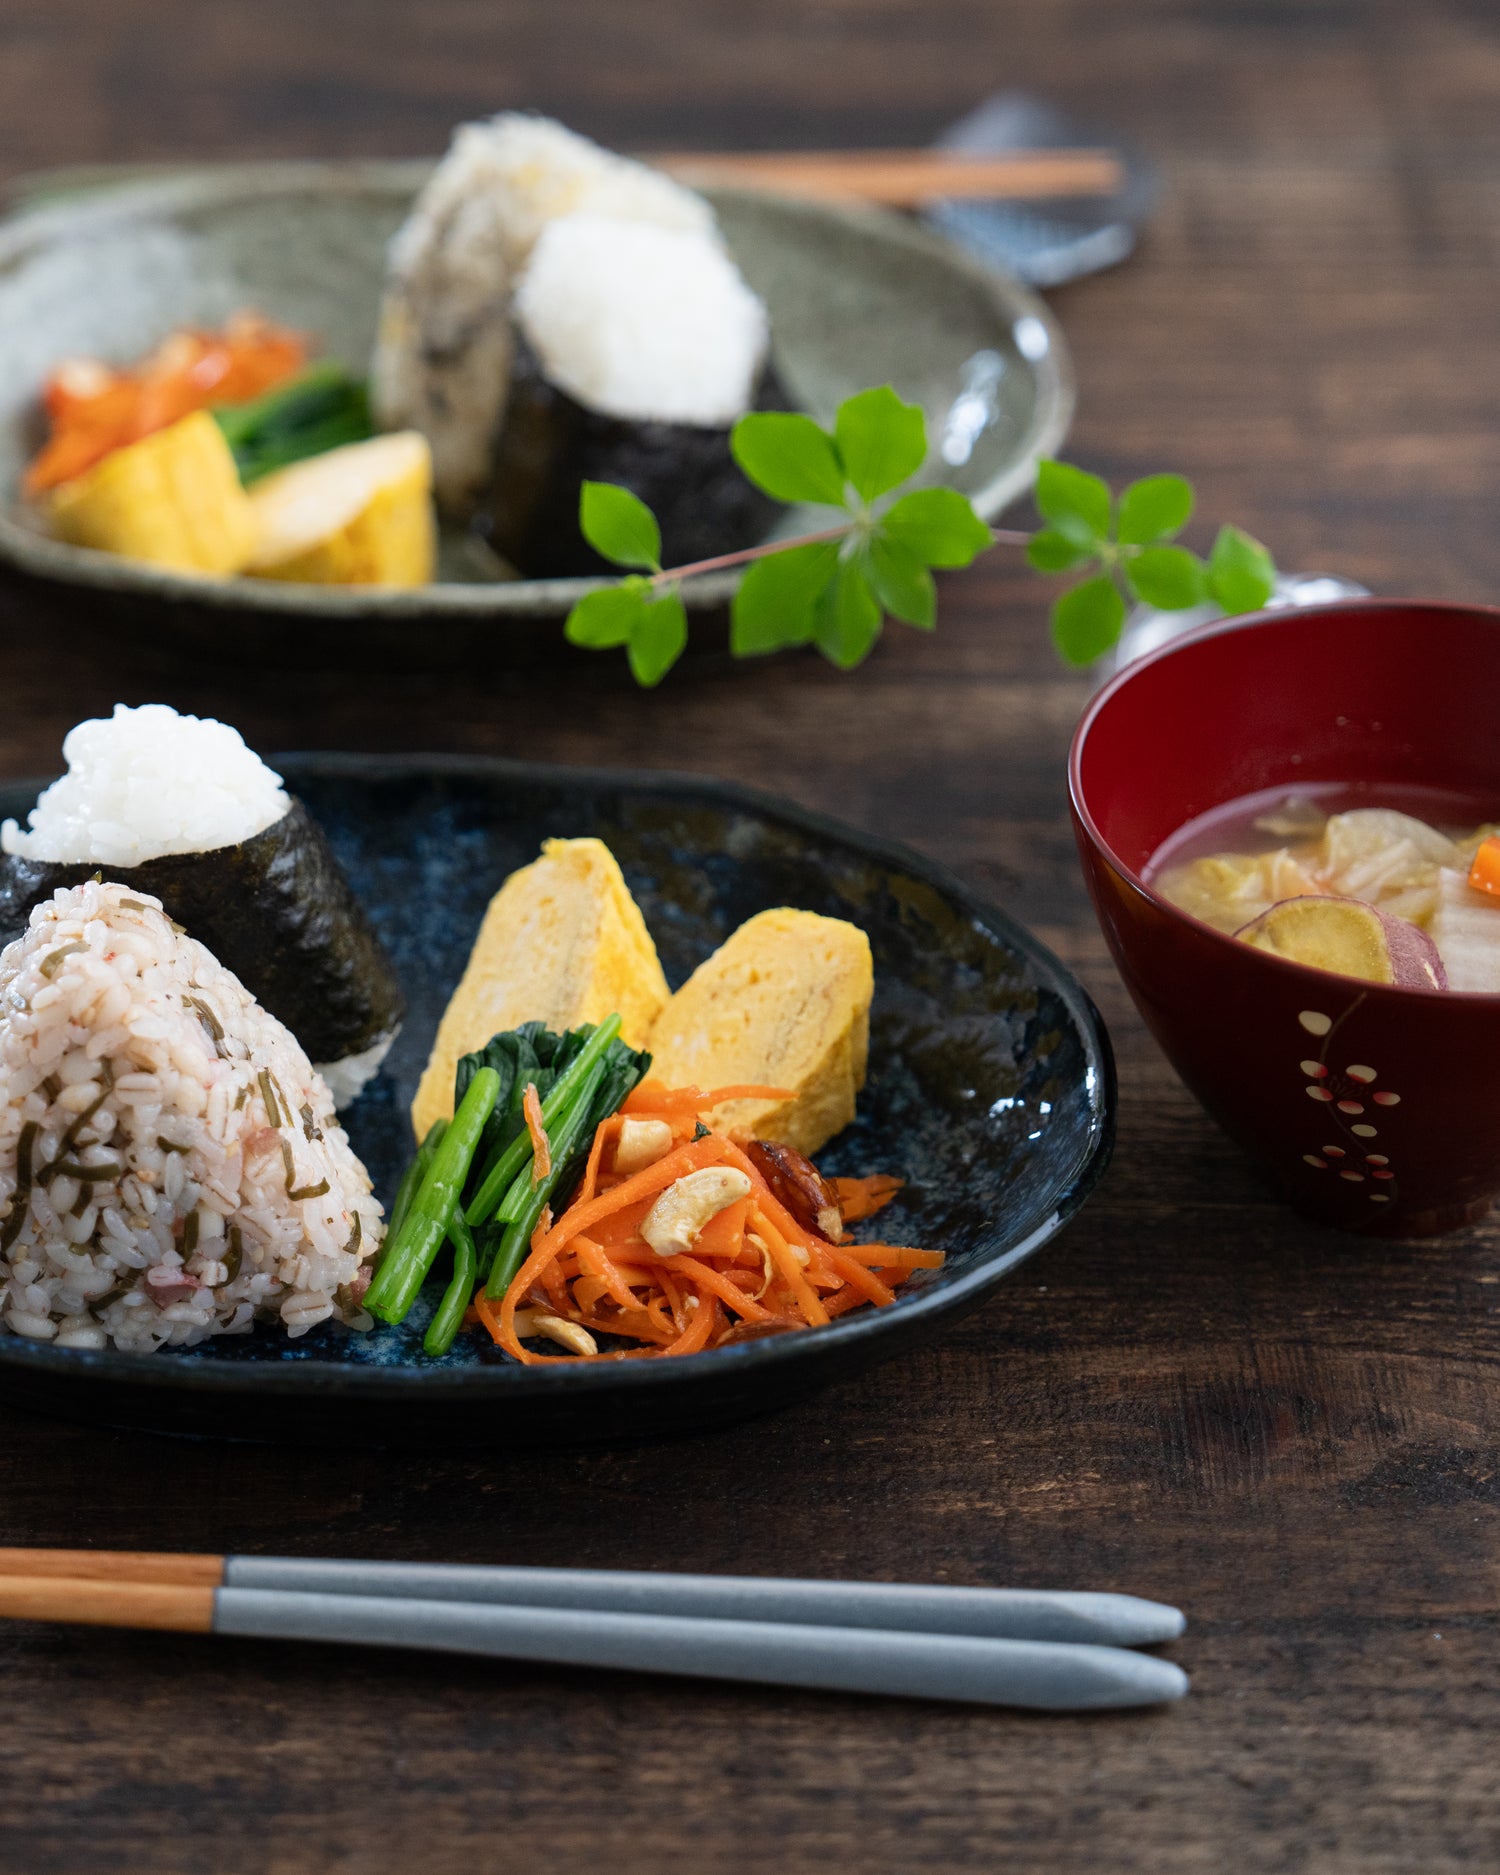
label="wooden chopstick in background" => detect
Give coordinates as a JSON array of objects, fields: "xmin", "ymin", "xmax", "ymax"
[{"xmin": 652, "ymin": 147, "xmax": 1124, "ymax": 205}]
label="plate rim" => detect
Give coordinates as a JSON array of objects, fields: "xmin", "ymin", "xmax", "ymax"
[
  {"xmin": 0, "ymin": 160, "xmax": 1075, "ymax": 619},
  {"xmin": 0, "ymin": 752, "xmax": 1114, "ymax": 1401}
]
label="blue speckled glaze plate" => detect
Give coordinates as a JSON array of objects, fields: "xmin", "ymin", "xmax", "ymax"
[{"xmin": 0, "ymin": 757, "xmax": 1113, "ymax": 1444}]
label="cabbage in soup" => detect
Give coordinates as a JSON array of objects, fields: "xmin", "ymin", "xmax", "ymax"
[{"xmin": 1148, "ymin": 785, "xmax": 1500, "ymax": 992}]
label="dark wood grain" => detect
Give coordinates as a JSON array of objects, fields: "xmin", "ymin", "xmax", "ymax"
[{"xmin": 0, "ymin": 1, "xmax": 1498, "ymax": 1869}]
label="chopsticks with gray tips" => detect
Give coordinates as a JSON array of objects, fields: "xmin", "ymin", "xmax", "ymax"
[
  {"xmin": 0, "ymin": 1550, "xmax": 1188, "ymax": 1711},
  {"xmin": 0, "ymin": 1548, "xmax": 1185, "ymax": 1644}
]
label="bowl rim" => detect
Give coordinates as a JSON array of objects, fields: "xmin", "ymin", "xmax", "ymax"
[
  {"xmin": 0, "ymin": 750, "xmax": 1116, "ymax": 1402},
  {"xmin": 0, "ymin": 160, "xmax": 1076, "ymax": 619},
  {"xmin": 1068, "ymin": 595, "xmax": 1500, "ymax": 1006}
]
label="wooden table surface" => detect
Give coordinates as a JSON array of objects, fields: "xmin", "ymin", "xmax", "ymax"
[{"xmin": 1, "ymin": 2, "xmax": 1498, "ymax": 1869}]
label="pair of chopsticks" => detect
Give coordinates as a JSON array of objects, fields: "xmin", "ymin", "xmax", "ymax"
[
  {"xmin": 653, "ymin": 148, "xmax": 1123, "ymax": 206},
  {"xmin": 0, "ymin": 1549, "xmax": 1186, "ymax": 1710}
]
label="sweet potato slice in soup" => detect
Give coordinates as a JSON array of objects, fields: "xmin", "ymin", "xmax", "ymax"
[{"xmin": 1235, "ymin": 896, "xmax": 1447, "ymax": 990}]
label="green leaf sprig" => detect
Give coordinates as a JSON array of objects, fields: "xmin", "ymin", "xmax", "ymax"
[
  {"xmin": 1029, "ymin": 462, "xmax": 1277, "ymax": 664},
  {"xmin": 565, "ymin": 385, "xmax": 1278, "ymax": 685},
  {"xmin": 565, "ymin": 485, "xmax": 690, "ymax": 687}
]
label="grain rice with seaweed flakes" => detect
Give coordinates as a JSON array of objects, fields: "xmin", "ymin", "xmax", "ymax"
[{"xmin": 0, "ymin": 879, "xmax": 382, "ymax": 1352}]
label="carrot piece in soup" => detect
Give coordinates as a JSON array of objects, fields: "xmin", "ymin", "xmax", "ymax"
[{"xmin": 1468, "ymin": 835, "xmax": 1500, "ymax": 899}]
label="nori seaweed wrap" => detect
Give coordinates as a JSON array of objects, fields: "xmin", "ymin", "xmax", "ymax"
[
  {"xmin": 471, "ymin": 213, "xmax": 784, "ymax": 579},
  {"xmin": 0, "ymin": 799, "xmax": 404, "ymax": 1105},
  {"xmin": 477, "ymin": 337, "xmax": 789, "ymax": 579}
]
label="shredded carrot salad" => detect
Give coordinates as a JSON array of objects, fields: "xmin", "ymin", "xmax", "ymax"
[
  {"xmin": 471, "ymin": 1079, "xmax": 935, "ymax": 1364},
  {"xmin": 24, "ymin": 312, "xmax": 307, "ymax": 495}
]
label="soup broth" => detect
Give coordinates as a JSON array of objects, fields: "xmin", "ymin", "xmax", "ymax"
[{"xmin": 1147, "ymin": 783, "xmax": 1500, "ymax": 993}]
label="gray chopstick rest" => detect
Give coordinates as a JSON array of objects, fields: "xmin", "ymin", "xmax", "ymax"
[
  {"xmin": 925, "ymin": 91, "xmax": 1158, "ymax": 288},
  {"xmin": 225, "ymin": 1558, "xmax": 1184, "ymax": 1648},
  {"xmin": 214, "ymin": 1590, "xmax": 1188, "ymax": 1711}
]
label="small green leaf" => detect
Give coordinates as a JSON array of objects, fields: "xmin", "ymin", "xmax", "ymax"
[
  {"xmin": 1026, "ymin": 528, "xmax": 1093, "ymax": 574},
  {"xmin": 730, "ymin": 540, "xmax": 841, "ymax": 655},
  {"xmin": 730, "ymin": 412, "xmax": 847, "ymax": 506},
  {"xmin": 1125, "ymin": 545, "xmax": 1208, "ymax": 610},
  {"xmin": 1035, "ymin": 459, "xmax": 1113, "ymax": 548},
  {"xmin": 627, "ymin": 590, "xmax": 688, "ymax": 686},
  {"xmin": 579, "ymin": 482, "xmax": 661, "ymax": 571},
  {"xmin": 865, "ymin": 535, "xmax": 935, "ymax": 628},
  {"xmin": 1117, "ymin": 473, "xmax": 1194, "ymax": 545},
  {"xmin": 814, "ymin": 560, "xmax": 883, "ymax": 669},
  {"xmin": 564, "ymin": 581, "xmax": 649, "ymax": 649},
  {"xmin": 1050, "ymin": 574, "xmax": 1126, "ymax": 666},
  {"xmin": 880, "ymin": 487, "xmax": 992, "ymax": 567},
  {"xmin": 834, "ymin": 387, "xmax": 927, "ymax": 502},
  {"xmin": 1207, "ymin": 524, "xmax": 1277, "ymax": 615}
]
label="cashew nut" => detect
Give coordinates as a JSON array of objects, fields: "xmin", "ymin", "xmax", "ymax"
[
  {"xmin": 613, "ymin": 1116, "xmax": 674, "ymax": 1176},
  {"xmin": 512, "ymin": 1308, "xmax": 598, "ymax": 1357},
  {"xmin": 641, "ymin": 1166, "xmax": 753, "ymax": 1258}
]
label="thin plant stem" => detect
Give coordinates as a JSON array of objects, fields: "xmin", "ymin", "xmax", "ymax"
[
  {"xmin": 649, "ymin": 523, "xmax": 1030, "ymax": 587},
  {"xmin": 647, "ymin": 524, "xmax": 850, "ymax": 586}
]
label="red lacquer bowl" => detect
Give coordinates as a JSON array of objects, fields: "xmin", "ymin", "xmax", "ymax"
[{"xmin": 1069, "ymin": 599, "xmax": 1500, "ymax": 1237}]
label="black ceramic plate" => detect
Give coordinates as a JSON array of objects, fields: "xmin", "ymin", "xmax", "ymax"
[{"xmin": 0, "ymin": 758, "xmax": 1113, "ymax": 1444}]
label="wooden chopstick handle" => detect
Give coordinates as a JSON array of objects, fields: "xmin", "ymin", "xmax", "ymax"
[
  {"xmin": 0, "ymin": 1575, "xmax": 215, "ymax": 1633},
  {"xmin": 0, "ymin": 1547, "xmax": 224, "ymax": 1586},
  {"xmin": 654, "ymin": 148, "xmax": 1124, "ymax": 205}
]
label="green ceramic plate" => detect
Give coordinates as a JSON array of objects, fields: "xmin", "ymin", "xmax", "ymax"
[{"xmin": 0, "ymin": 161, "xmax": 1072, "ymax": 635}]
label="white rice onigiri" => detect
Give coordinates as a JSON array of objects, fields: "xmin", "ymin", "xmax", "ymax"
[
  {"xmin": 0, "ymin": 879, "xmax": 382, "ymax": 1352},
  {"xmin": 398, "ymin": 113, "xmax": 716, "ymax": 285},
  {"xmin": 2, "ymin": 704, "xmax": 288, "ymax": 866},
  {"xmin": 372, "ymin": 112, "xmax": 721, "ymax": 508},
  {"xmin": 514, "ymin": 214, "xmax": 769, "ymax": 426}
]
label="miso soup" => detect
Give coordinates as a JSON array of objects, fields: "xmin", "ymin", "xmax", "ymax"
[{"xmin": 1146, "ymin": 783, "xmax": 1500, "ymax": 992}]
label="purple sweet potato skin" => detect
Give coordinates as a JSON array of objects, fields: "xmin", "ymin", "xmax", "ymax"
[{"xmin": 1382, "ymin": 908, "xmax": 1449, "ymax": 990}]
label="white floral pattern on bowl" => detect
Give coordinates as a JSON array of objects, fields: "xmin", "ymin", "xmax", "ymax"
[{"xmin": 1296, "ymin": 1006, "xmax": 1401, "ymax": 1203}]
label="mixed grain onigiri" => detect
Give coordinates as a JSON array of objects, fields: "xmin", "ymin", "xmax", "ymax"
[{"xmin": 0, "ymin": 878, "xmax": 381, "ymax": 1352}]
